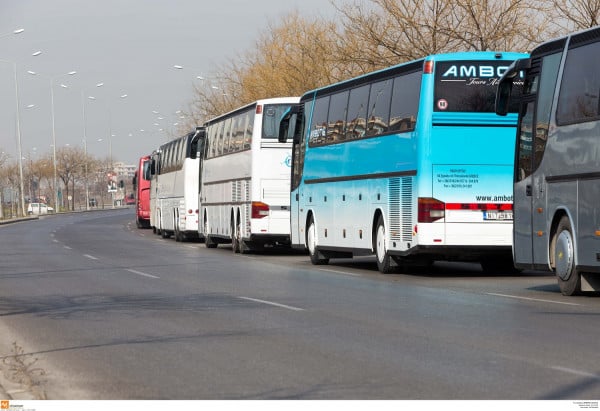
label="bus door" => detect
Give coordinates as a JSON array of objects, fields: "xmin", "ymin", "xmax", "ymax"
[
  {"xmin": 514, "ymin": 94, "xmax": 536, "ymax": 266},
  {"xmin": 280, "ymin": 101, "xmax": 308, "ymax": 246}
]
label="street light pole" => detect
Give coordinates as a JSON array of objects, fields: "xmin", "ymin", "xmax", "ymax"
[
  {"xmin": 0, "ymin": 29, "xmax": 26, "ymax": 214},
  {"xmin": 28, "ymin": 68, "xmax": 77, "ymax": 212},
  {"xmin": 80, "ymin": 82, "xmax": 104, "ymax": 211},
  {"xmin": 81, "ymin": 90, "xmax": 90, "ymax": 211},
  {"xmin": 12, "ymin": 62, "xmax": 26, "ymax": 217}
]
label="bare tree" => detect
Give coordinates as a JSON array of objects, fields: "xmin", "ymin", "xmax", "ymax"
[
  {"xmin": 549, "ymin": 0, "xmax": 600, "ymax": 32},
  {"xmin": 335, "ymin": 0, "xmax": 549, "ymax": 75},
  {"xmin": 56, "ymin": 146, "xmax": 87, "ymax": 211},
  {"xmin": 181, "ymin": 11, "xmax": 339, "ymax": 129},
  {"xmin": 449, "ymin": 0, "xmax": 548, "ymax": 52},
  {"xmin": 334, "ymin": 0, "xmax": 461, "ymax": 73}
]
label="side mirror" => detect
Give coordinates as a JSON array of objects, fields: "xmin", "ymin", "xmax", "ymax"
[
  {"xmin": 496, "ymin": 80, "xmax": 513, "ymax": 116},
  {"xmin": 278, "ymin": 105, "xmax": 303, "ymax": 143},
  {"xmin": 495, "ymin": 58, "xmax": 531, "ymax": 116}
]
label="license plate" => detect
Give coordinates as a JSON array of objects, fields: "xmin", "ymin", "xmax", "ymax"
[{"xmin": 483, "ymin": 211, "xmax": 513, "ymax": 221}]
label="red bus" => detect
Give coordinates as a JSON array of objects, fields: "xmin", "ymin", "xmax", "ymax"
[{"xmin": 133, "ymin": 155, "xmax": 152, "ymax": 228}]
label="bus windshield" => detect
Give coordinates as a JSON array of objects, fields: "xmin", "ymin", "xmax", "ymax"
[
  {"xmin": 435, "ymin": 60, "xmax": 523, "ymax": 113},
  {"xmin": 263, "ymin": 104, "xmax": 293, "ymax": 139}
]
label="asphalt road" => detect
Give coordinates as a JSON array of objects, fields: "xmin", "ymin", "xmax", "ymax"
[{"xmin": 0, "ymin": 209, "xmax": 599, "ymax": 400}]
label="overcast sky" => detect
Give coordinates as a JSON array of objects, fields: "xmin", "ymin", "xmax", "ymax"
[{"xmin": 0, "ymin": 0, "xmax": 339, "ymax": 165}]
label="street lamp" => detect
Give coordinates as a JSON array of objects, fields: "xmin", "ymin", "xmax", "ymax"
[
  {"xmin": 0, "ymin": 58, "xmax": 27, "ymax": 216},
  {"xmin": 0, "ymin": 28, "xmax": 25, "ymax": 39},
  {"xmin": 27, "ymin": 67, "xmax": 77, "ymax": 212},
  {"xmin": 82, "ymin": 82, "xmax": 104, "ymax": 211}
]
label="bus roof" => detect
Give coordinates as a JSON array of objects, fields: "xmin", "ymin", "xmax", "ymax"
[
  {"xmin": 204, "ymin": 96, "xmax": 300, "ymax": 126},
  {"xmin": 301, "ymin": 51, "xmax": 528, "ymax": 100}
]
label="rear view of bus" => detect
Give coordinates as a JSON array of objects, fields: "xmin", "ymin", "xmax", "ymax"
[
  {"xmin": 281, "ymin": 51, "xmax": 526, "ymax": 273},
  {"xmin": 418, "ymin": 53, "xmax": 526, "ymax": 271},
  {"xmin": 200, "ymin": 97, "xmax": 300, "ymax": 253}
]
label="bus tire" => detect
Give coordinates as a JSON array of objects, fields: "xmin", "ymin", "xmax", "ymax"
[
  {"xmin": 554, "ymin": 216, "xmax": 581, "ymax": 296},
  {"xmin": 204, "ymin": 219, "xmax": 217, "ymax": 248},
  {"xmin": 239, "ymin": 240, "xmax": 251, "ymax": 254},
  {"xmin": 375, "ymin": 215, "xmax": 393, "ymax": 274},
  {"xmin": 232, "ymin": 218, "xmax": 241, "ymax": 253},
  {"xmin": 307, "ymin": 216, "xmax": 328, "ymax": 265}
]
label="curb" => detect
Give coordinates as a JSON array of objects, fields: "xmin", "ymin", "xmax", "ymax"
[{"xmin": 0, "ymin": 216, "xmax": 38, "ymax": 226}]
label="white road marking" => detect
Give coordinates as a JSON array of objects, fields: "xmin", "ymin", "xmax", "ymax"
[
  {"xmin": 318, "ymin": 268, "xmax": 361, "ymax": 277},
  {"xmin": 52, "ymin": 239, "xmax": 59, "ymax": 243},
  {"xmin": 551, "ymin": 366, "xmax": 600, "ymax": 380},
  {"xmin": 83, "ymin": 254, "xmax": 98, "ymax": 260},
  {"xmin": 64, "ymin": 246, "xmax": 72, "ymax": 250},
  {"xmin": 125, "ymin": 269, "xmax": 160, "ymax": 279},
  {"xmin": 486, "ymin": 292, "xmax": 581, "ymax": 306},
  {"xmin": 238, "ymin": 296, "xmax": 305, "ymax": 312}
]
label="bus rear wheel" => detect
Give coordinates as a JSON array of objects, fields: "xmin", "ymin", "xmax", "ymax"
[
  {"xmin": 204, "ymin": 219, "xmax": 218, "ymax": 249},
  {"xmin": 307, "ymin": 216, "xmax": 328, "ymax": 265},
  {"xmin": 375, "ymin": 216, "xmax": 393, "ymax": 274},
  {"xmin": 554, "ymin": 216, "xmax": 581, "ymax": 296},
  {"xmin": 232, "ymin": 218, "xmax": 241, "ymax": 253}
]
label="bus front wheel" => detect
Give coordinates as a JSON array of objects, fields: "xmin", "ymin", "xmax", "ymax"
[
  {"xmin": 375, "ymin": 216, "xmax": 393, "ymax": 274},
  {"xmin": 307, "ymin": 217, "xmax": 328, "ymax": 265},
  {"xmin": 554, "ymin": 216, "xmax": 581, "ymax": 296}
]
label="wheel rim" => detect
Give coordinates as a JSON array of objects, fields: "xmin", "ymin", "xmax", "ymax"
[
  {"xmin": 308, "ymin": 222, "xmax": 317, "ymax": 255},
  {"xmin": 376, "ymin": 224, "xmax": 386, "ymax": 263},
  {"xmin": 555, "ymin": 230, "xmax": 574, "ymax": 281}
]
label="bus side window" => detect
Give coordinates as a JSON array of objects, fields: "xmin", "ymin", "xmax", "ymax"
[
  {"xmin": 367, "ymin": 79, "xmax": 392, "ymax": 136},
  {"xmin": 346, "ymin": 84, "xmax": 370, "ymax": 140},
  {"xmin": 389, "ymin": 71, "xmax": 421, "ymax": 132},
  {"xmin": 327, "ymin": 91, "xmax": 349, "ymax": 143},
  {"xmin": 309, "ymin": 96, "xmax": 330, "ymax": 146},
  {"xmin": 244, "ymin": 108, "xmax": 254, "ymax": 150}
]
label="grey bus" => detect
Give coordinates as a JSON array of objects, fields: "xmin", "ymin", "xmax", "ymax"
[{"xmin": 496, "ymin": 26, "xmax": 600, "ymax": 295}]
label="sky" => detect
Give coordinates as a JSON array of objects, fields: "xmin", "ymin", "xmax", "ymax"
[{"xmin": 0, "ymin": 0, "xmax": 340, "ymax": 166}]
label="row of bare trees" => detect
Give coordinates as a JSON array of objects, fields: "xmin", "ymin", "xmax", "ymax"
[
  {"xmin": 179, "ymin": 0, "xmax": 600, "ymax": 130},
  {"xmin": 0, "ymin": 146, "xmax": 114, "ymax": 217}
]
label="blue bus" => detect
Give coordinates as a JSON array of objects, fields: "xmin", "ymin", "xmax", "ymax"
[{"xmin": 279, "ymin": 51, "xmax": 527, "ymax": 273}]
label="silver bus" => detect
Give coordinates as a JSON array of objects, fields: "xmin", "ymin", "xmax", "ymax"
[{"xmin": 496, "ymin": 26, "xmax": 600, "ymax": 295}]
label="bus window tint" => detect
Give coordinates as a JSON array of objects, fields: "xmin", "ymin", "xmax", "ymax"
[
  {"xmin": 435, "ymin": 60, "xmax": 522, "ymax": 112},
  {"xmin": 557, "ymin": 41, "xmax": 600, "ymax": 125},
  {"xmin": 390, "ymin": 71, "xmax": 420, "ymax": 132},
  {"xmin": 262, "ymin": 105, "xmax": 292, "ymax": 139},
  {"xmin": 244, "ymin": 109, "xmax": 254, "ymax": 149},
  {"xmin": 346, "ymin": 85, "xmax": 370, "ymax": 140},
  {"xmin": 327, "ymin": 91, "xmax": 349, "ymax": 142},
  {"xmin": 367, "ymin": 78, "xmax": 393, "ymax": 136},
  {"xmin": 309, "ymin": 96, "xmax": 330, "ymax": 146}
]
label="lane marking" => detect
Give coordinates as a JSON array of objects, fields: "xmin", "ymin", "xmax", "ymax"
[
  {"xmin": 486, "ymin": 292, "xmax": 581, "ymax": 306},
  {"xmin": 238, "ymin": 296, "xmax": 305, "ymax": 312},
  {"xmin": 64, "ymin": 246, "xmax": 72, "ymax": 250},
  {"xmin": 318, "ymin": 268, "xmax": 361, "ymax": 277},
  {"xmin": 125, "ymin": 269, "xmax": 160, "ymax": 279},
  {"xmin": 551, "ymin": 366, "xmax": 600, "ymax": 380},
  {"xmin": 52, "ymin": 239, "xmax": 59, "ymax": 243},
  {"xmin": 83, "ymin": 254, "xmax": 98, "ymax": 260}
]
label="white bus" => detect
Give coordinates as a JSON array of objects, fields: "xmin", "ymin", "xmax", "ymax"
[
  {"xmin": 149, "ymin": 127, "xmax": 205, "ymax": 241},
  {"xmin": 200, "ymin": 97, "xmax": 300, "ymax": 253}
]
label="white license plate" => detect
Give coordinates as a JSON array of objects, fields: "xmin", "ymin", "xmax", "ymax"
[{"xmin": 483, "ymin": 211, "xmax": 513, "ymax": 221}]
